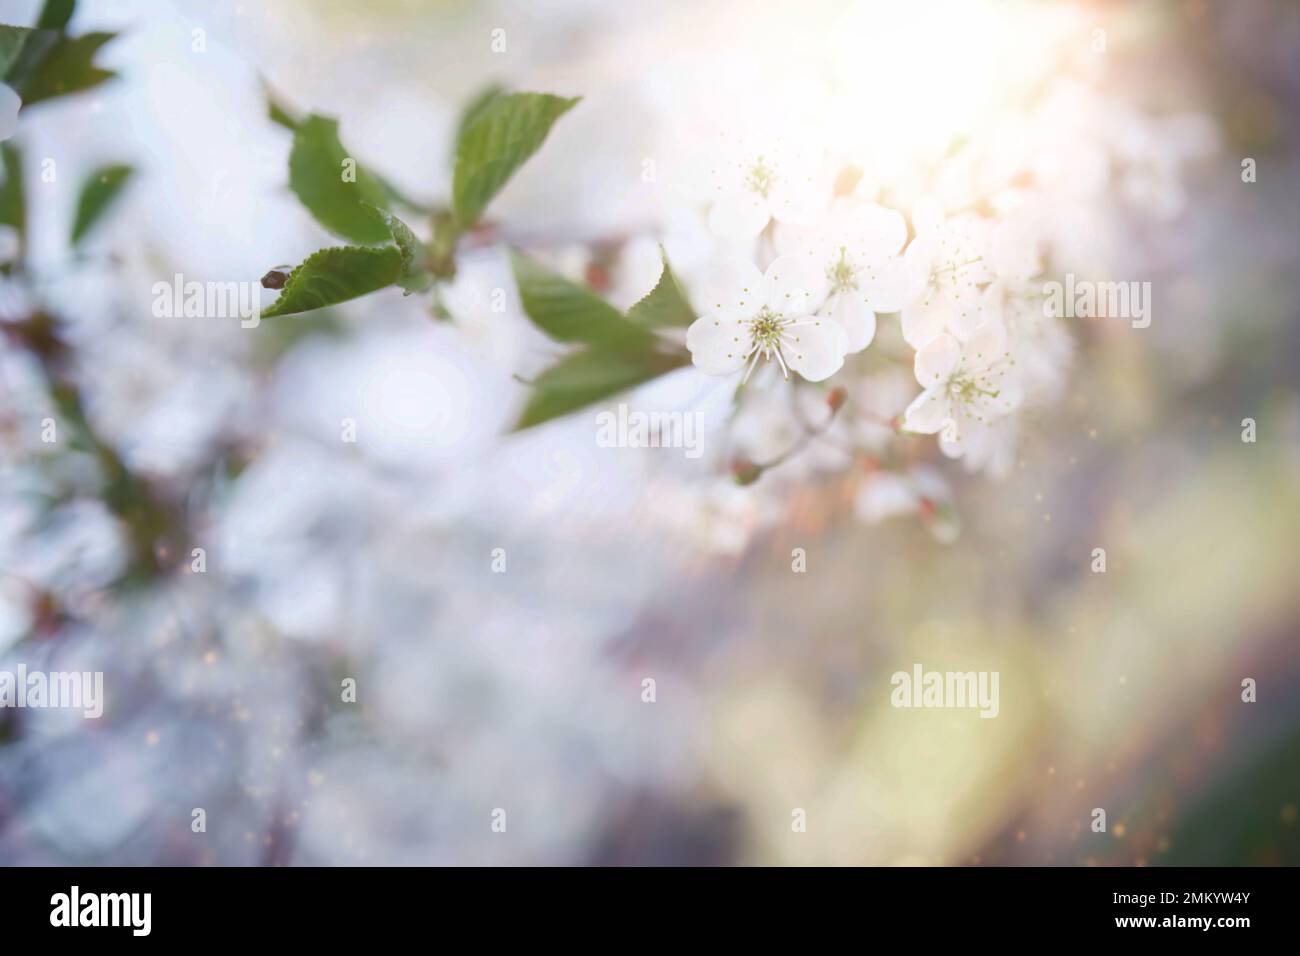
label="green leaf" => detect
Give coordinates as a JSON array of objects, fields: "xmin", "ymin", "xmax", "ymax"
[
  {"xmin": 11, "ymin": 32, "xmax": 117, "ymax": 107},
  {"xmin": 2, "ymin": 27, "xmax": 58, "ymax": 91},
  {"xmin": 262, "ymin": 245, "xmax": 402, "ymax": 318},
  {"xmin": 70, "ymin": 163, "xmax": 131, "ymax": 245},
  {"xmin": 0, "ymin": 25, "xmax": 37, "ymax": 77},
  {"xmin": 452, "ymin": 83, "xmax": 503, "ymax": 153},
  {"xmin": 510, "ymin": 250, "xmax": 656, "ymax": 351},
  {"xmin": 265, "ymin": 89, "xmax": 428, "ymax": 214},
  {"xmin": 452, "ymin": 92, "xmax": 579, "ymax": 228},
  {"xmin": 0, "ymin": 143, "xmax": 23, "ymax": 237},
  {"xmin": 510, "ymin": 250, "xmax": 691, "ymax": 428},
  {"xmin": 379, "ymin": 209, "xmax": 432, "ymax": 294},
  {"xmin": 515, "ymin": 347, "xmax": 688, "ymax": 430},
  {"xmin": 37, "ymin": 0, "xmax": 76, "ymax": 30},
  {"xmin": 627, "ymin": 255, "xmax": 697, "ymax": 328},
  {"xmin": 267, "ymin": 97, "xmax": 299, "ymax": 131},
  {"xmin": 288, "ymin": 114, "xmax": 392, "ymax": 245},
  {"xmin": 261, "ymin": 78, "xmax": 300, "ymax": 131}
]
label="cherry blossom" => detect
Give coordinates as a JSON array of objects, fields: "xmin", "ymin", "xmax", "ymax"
[
  {"xmin": 902, "ymin": 321, "xmax": 1023, "ymax": 462},
  {"xmin": 898, "ymin": 200, "xmax": 995, "ymax": 348},
  {"xmin": 776, "ymin": 198, "xmax": 911, "ymax": 353},
  {"xmin": 686, "ymin": 256, "xmax": 848, "ymax": 382},
  {"xmin": 702, "ymin": 134, "xmax": 831, "ymax": 239}
]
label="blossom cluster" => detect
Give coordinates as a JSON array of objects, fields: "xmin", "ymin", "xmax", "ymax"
[{"xmin": 627, "ymin": 81, "xmax": 1215, "ymax": 539}]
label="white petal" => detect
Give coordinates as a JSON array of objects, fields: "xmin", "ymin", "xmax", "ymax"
[
  {"xmin": 993, "ymin": 372, "xmax": 1023, "ymax": 413},
  {"xmin": 898, "ymin": 236, "xmax": 938, "ymax": 305},
  {"xmin": 703, "ymin": 139, "xmax": 748, "ymax": 193},
  {"xmin": 939, "ymin": 411, "xmax": 989, "ymax": 458},
  {"xmin": 764, "ymin": 254, "xmax": 826, "ymax": 314},
  {"xmin": 849, "ymin": 203, "xmax": 908, "ymax": 258},
  {"xmin": 825, "ymin": 292, "xmax": 876, "ymax": 353},
  {"xmin": 696, "ymin": 257, "xmax": 768, "ymax": 322},
  {"xmin": 828, "ymin": 317, "xmax": 851, "ymax": 354},
  {"xmin": 902, "ymin": 230, "xmax": 938, "ymax": 272},
  {"xmin": 902, "ymin": 388, "xmax": 950, "ymax": 434},
  {"xmin": 960, "ymin": 321, "xmax": 1008, "ymax": 369},
  {"xmin": 914, "ymin": 332, "xmax": 961, "ymax": 386},
  {"xmin": 768, "ymin": 174, "xmax": 830, "ymax": 226},
  {"xmin": 945, "ymin": 288, "xmax": 984, "ymax": 340},
  {"xmin": 771, "ymin": 219, "xmax": 821, "ymax": 258},
  {"xmin": 970, "ymin": 365, "xmax": 1023, "ymax": 416},
  {"xmin": 977, "ymin": 282, "xmax": 1006, "ymax": 328},
  {"xmin": 781, "ymin": 317, "xmax": 846, "ymax": 382},
  {"xmin": 859, "ymin": 256, "xmax": 911, "ymax": 313},
  {"xmin": 912, "ymin": 195, "xmax": 945, "ymax": 235},
  {"xmin": 686, "ymin": 315, "xmax": 751, "ymax": 376},
  {"xmin": 900, "ymin": 300, "xmax": 947, "ymax": 349},
  {"xmin": 708, "ymin": 190, "xmax": 770, "ymax": 239}
]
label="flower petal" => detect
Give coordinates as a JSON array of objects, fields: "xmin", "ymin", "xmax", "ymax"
[
  {"xmin": 782, "ymin": 317, "xmax": 846, "ymax": 382},
  {"xmin": 914, "ymin": 332, "xmax": 962, "ymax": 386},
  {"xmin": 771, "ymin": 219, "xmax": 821, "ymax": 258},
  {"xmin": 696, "ymin": 257, "xmax": 768, "ymax": 322},
  {"xmin": 764, "ymin": 254, "xmax": 827, "ymax": 314},
  {"xmin": 900, "ymin": 302, "xmax": 947, "ymax": 349},
  {"xmin": 912, "ymin": 195, "xmax": 946, "ymax": 235},
  {"xmin": 849, "ymin": 203, "xmax": 908, "ymax": 258},
  {"xmin": 768, "ymin": 174, "xmax": 830, "ymax": 226},
  {"xmin": 902, "ymin": 388, "xmax": 950, "ymax": 434},
  {"xmin": 825, "ymin": 292, "xmax": 876, "ymax": 353},
  {"xmin": 939, "ymin": 410, "xmax": 989, "ymax": 458},
  {"xmin": 859, "ymin": 255, "xmax": 911, "ymax": 313},
  {"xmin": 970, "ymin": 364, "xmax": 1024, "ymax": 416},
  {"xmin": 945, "ymin": 288, "xmax": 984, "ymax": 340},
  {"xmin": 686, "ymin": 314, "xmax": 751, "ymax": 375},
  {"xmin": 898, "ymin": 238, "xmax": 938, "ymax": 307},
  {"xmin": 960, "ymin": 321, "xmax": 1008, "ymax": 369},
  {"xmin": 708, "ymin": 190, "xmax": 770, "ymax": 239}
]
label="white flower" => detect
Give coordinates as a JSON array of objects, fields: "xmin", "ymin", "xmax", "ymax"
[
  {"xmin": 775, "ymin": 198, "xmax": 911, "ymax": 353},
  {"xmin": 686, "ymin": 256, "xmax": 848, "ymax": 382},
  {"xmin": 902, "ymin": 321, "xmax": 1022, "ymax": 461},
  {"xmin": 0, "ymin": 84, "xmax": 19, "ymax": 143},
  {"xmin": 981, "ymin": 279, "xmax": 1072, "ymax": 404},
  {"xmin": 898, "ymin": 200, "xmax": 994, "ymax": 348},
  {"xmin": 703, "ymin": 134, "xmax": 830, "ymax": 239}
]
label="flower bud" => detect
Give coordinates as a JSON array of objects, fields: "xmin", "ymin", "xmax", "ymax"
[{"xmin": 731, "ymin": 458, "xmax": 762, "ymax": 486}]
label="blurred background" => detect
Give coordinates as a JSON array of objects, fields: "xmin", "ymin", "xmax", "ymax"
[{"xmin": 0, "ymin": 0, "xmax": 1297, "ymax": 865}]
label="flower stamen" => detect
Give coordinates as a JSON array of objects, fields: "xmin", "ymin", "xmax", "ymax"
[
  {"xmin": 746, "ymin": 155, "xmax": 776, "ymax": 198},
  {"xmin": 827, "ymin": 246, "xmax": 858, "ymax": 294}
]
